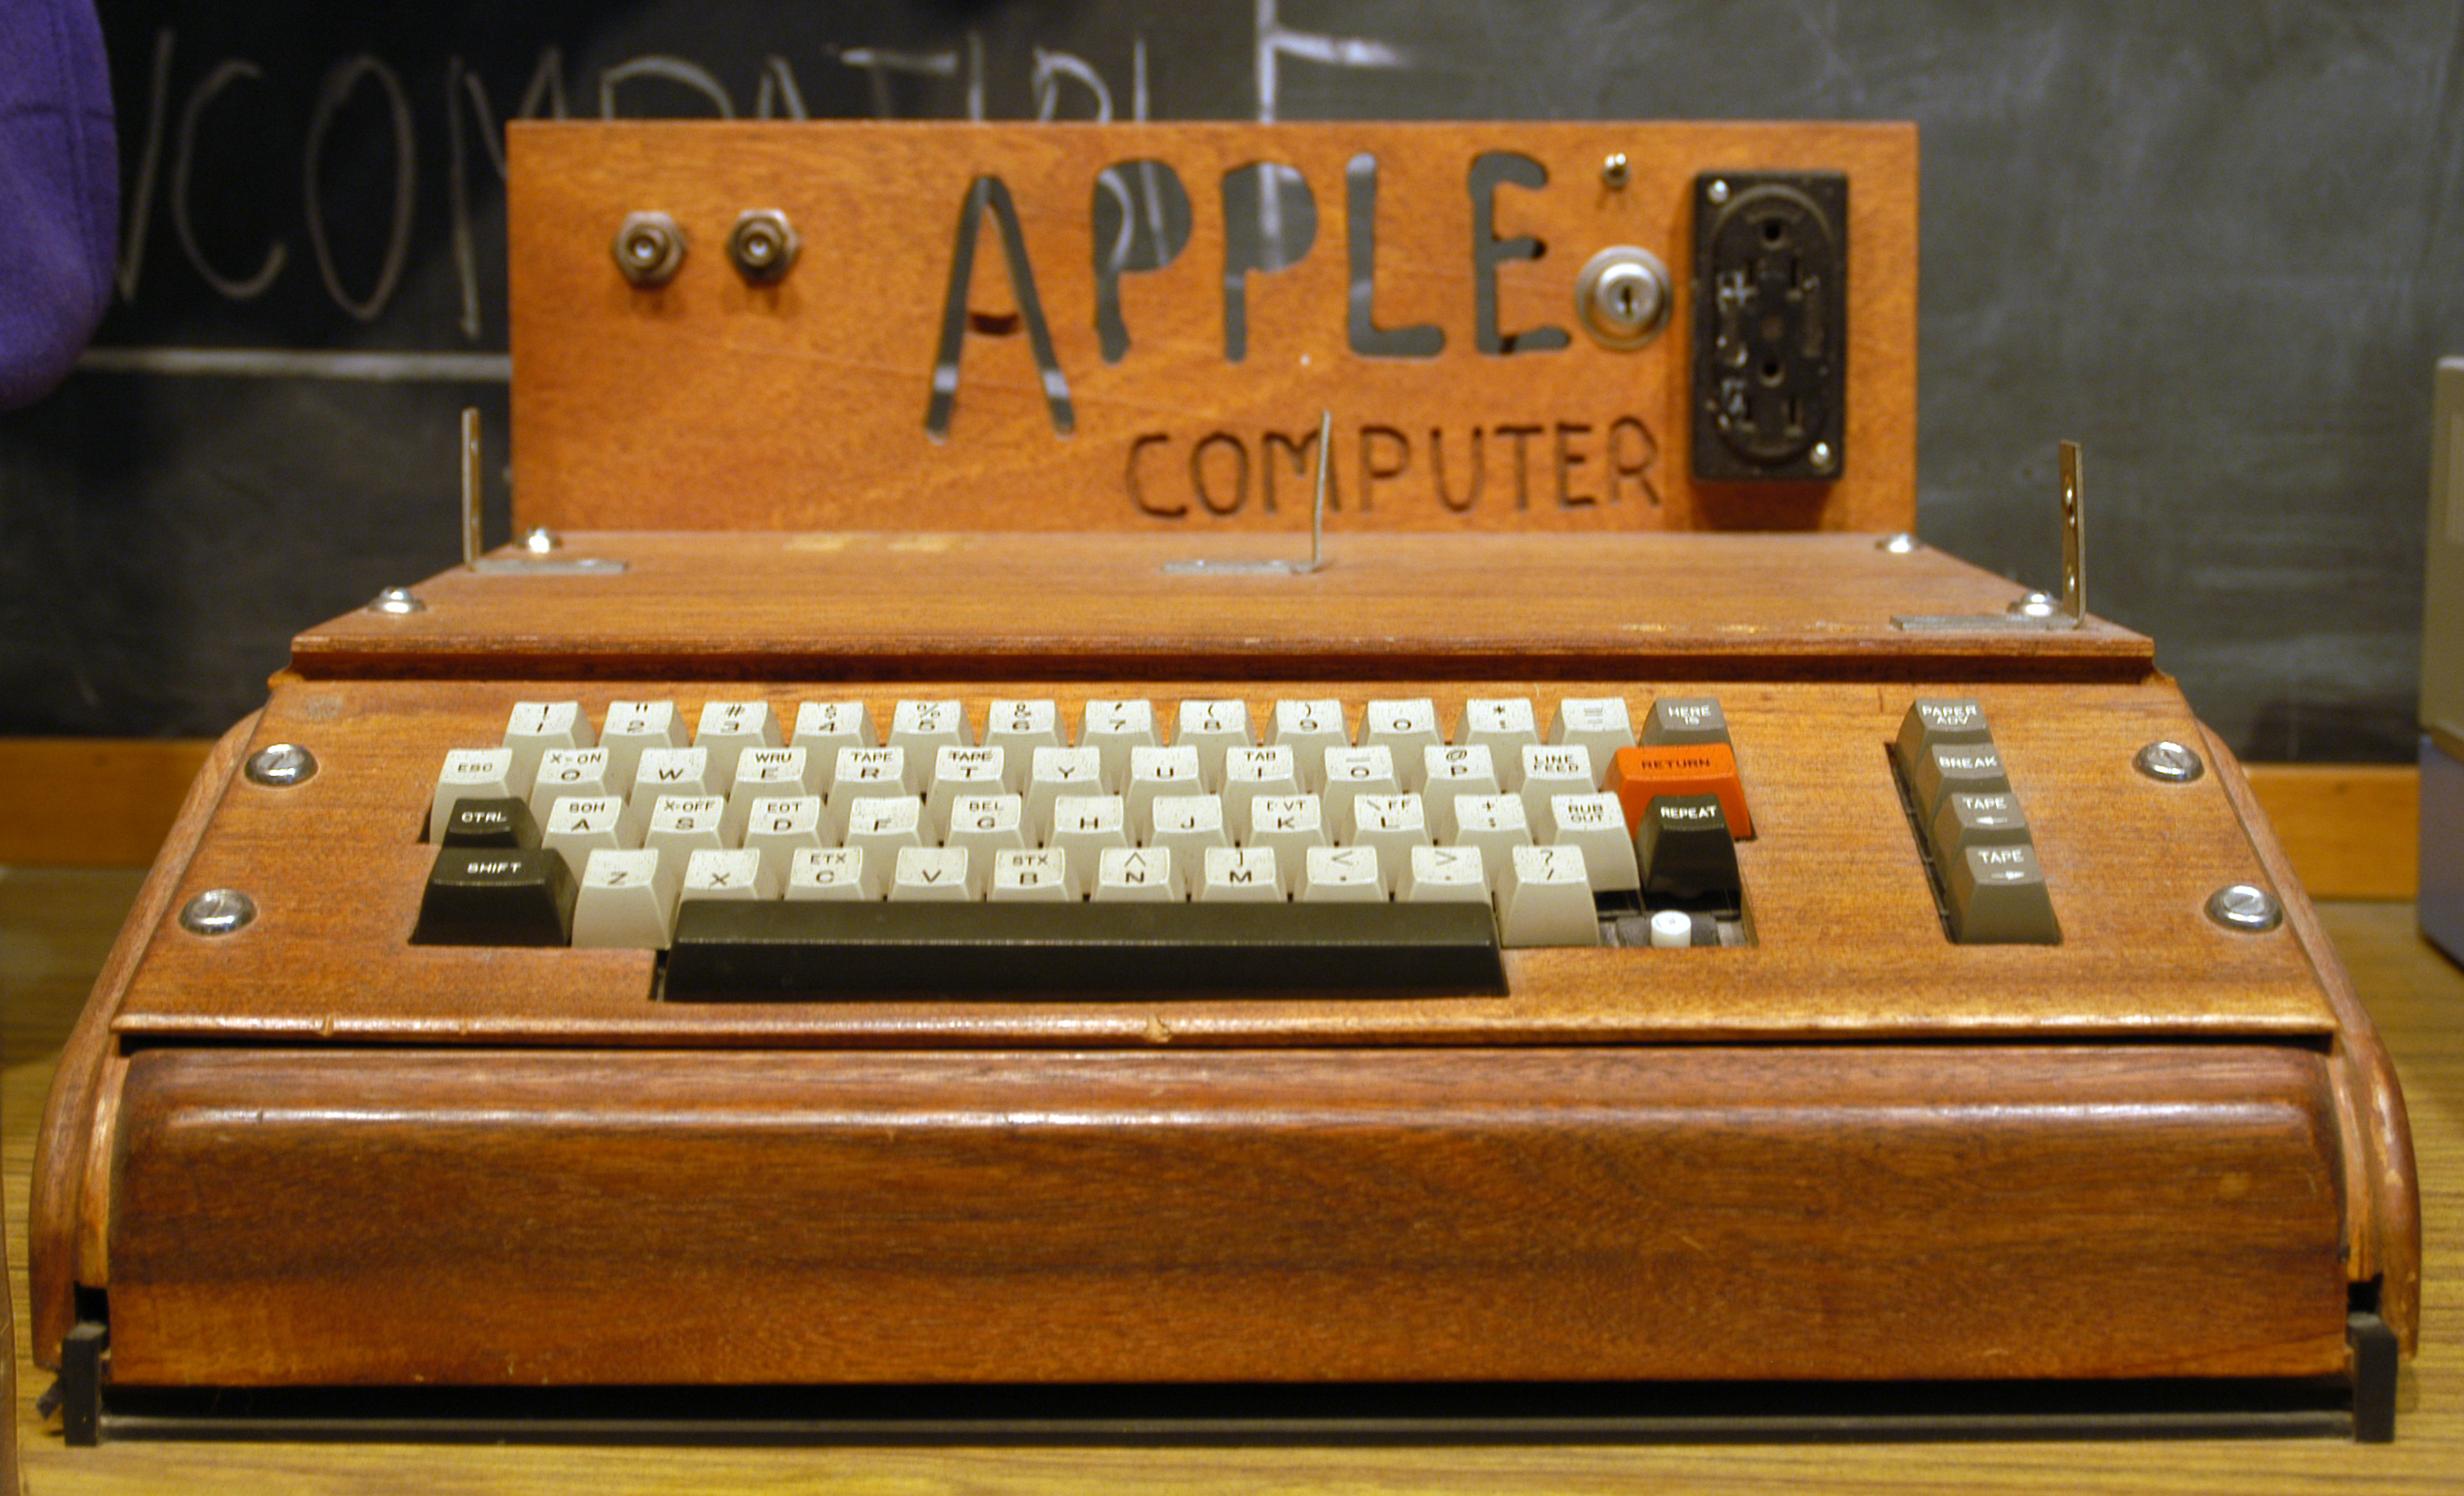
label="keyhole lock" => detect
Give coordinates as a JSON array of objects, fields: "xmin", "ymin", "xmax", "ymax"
[{"xmin": 1574, "ymin": 246, "xmax": 1673, "ymax": 349}]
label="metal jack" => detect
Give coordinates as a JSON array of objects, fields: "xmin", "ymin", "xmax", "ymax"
[{"xmin": 1896, "ymin": 442, "xmax": 2087, "ymax": 632}]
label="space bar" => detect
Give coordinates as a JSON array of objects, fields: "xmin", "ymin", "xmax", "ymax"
[{"xmin": 661, "ymin": 900, "xmax": 1507, "ymax": 999}]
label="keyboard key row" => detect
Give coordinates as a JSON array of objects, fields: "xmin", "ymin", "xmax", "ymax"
[{"xmin": 1892, "ymin": 698, "xmax": 2058, "ymax": 945}]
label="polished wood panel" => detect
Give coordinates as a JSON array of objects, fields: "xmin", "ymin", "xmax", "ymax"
[
  {"xmin": 104, "ymin": 1043, "xmax": 2344, "ymax": 1387},
  {"xmin": 13, "ymin": 891, "xmax": 2462, "ymax": 1491},
  {"xmin": 289, "ymin": 532, "xmax": 2149, "ymax": 682},
  {"xmin": 2247, "ymin": 764, "xmax": 2421, "ymax": 901},
  {"xmin": 507, "ymin": 124, "xmax": 1917, "ymax": 534}
]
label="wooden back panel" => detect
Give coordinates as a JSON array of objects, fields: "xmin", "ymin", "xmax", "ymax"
[{"xmin": 507, "ymin": 122, "xmax": 1915, "ymax": 533}]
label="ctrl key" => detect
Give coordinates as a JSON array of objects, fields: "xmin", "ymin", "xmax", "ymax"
[
  {"xmin": 1946, "ymin": 843, "xmax": 2060, "ymax": 945},
  {"xmin": 411, "ymin": 847, "xmax": 577, "ymax": 945}
]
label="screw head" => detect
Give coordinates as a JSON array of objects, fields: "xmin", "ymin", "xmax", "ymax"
[
  {"xmin": 180, "ymin": 888, "xmax": 257, "ymax": 937},
  {"xmin": 1876, "ymin": 532, "xmax": 1920, "ymax": 554},
  {"xmin": 1706, "ymin": 179, "xmax": 1731, "ymax": 204},
  {"xmin": 2134, "ymin": 740, "xmax": 2207, "ymax": 784},
  {"xmin": 368, "ymin": 587, "xmax": 424, "ymax": 615},
  {"xmin": 728, "ymin": 210, "xmax": 799, "ymax": 284},
  {"xmin": 1600, "ymin": 151, "xmax": 1630, "ymax": 188},
  {"xmin": 1809, "ymin": 441, "xmax": 1837, "ymax": 472},
  {"xmin": 2206, "ymin": 883, "xmax": 2283, "ymax": 933},
  {"xmin": 522, "ymin": 526, "xmax": 562, "ymax": 554},
  {"xmin": 245, "ymin": 743, "xmax": 317, "ymax": 787},
  {"xmin": 612, "ymin": 211, "xmax": 687, "ymax": 287},
  {"xmin": 2007, "ymin": 591, "xmax": 2060, "ymax": 619}
]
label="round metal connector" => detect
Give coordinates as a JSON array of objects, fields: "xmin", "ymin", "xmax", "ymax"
[
  {"xmin": 2206, "ymin": 883, "xmax": 2283, "ymax": 934},
  {"xmin": 612, "ymin": 211, "xmax": 687, "ymax": 287},
  {"xmin": 180, "ymin": 888, "xmax": 257, "ymax": 938},
  {"xmin": 2134, "ymin": 740, "xmax": 2207, "ymax": 784},
  {"xmin": 245, "ymin": 744, "xmax": 317, "ymax": 788},
  {"xmin": 727, "ymin": 209, "xmax": 799, "ymax": 284},
  {"xmin": 1573, "ymin": 246, "xmax": 1672, "ymax": 350}
]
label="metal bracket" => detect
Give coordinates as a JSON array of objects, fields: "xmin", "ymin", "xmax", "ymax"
[
  {"xmin": 1896, "ymin": 442, "xmax": 2087, "ymax": 631},
  {"xmin": 1165, "ymin": 411, "xmax": 1331, "ymax": 577},
  {"xmin": 458, "ymin": 406, "xmax": 627, "ymax": 577}
]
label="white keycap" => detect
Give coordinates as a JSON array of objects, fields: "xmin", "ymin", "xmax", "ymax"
[
  {"xmin": 430, "ymin": 748, "xmax": 518, "ymax": 840},
  {"xmin": 1199, "ymin": 846, "xmax": 1285, "ymax": 902},
  {"xmin": 1175, "ymin": 698, "xmax": 1253, "ymax": 786},
  {"xmin": 1245, "ymin": 794, "xmax": 1327, "ymax": 863},
  {"xmin": 1451, "ymin": 794, "xmax": 1533, "ymax": 868},
  {"xmin": 683, "ymin": 847, "xmax": 778, "ymax": 901},
  {"xmin": 1347, "ymin": 793, "xmax": 1429, "ymax": 865},
  {"xmin": 572, "ymin": 848, "xmax": 679, "ymax": 948},
  {"xmin": 1362, "ymin": 699, "xmax": 1442, "ymax": 786},
  {"xmin": 1519, "ymin": 745, "xmax": 1599, "ymax": 827},
  {"xmin": 792, "ymin": 700, "xmax": 877, "ymax": 760},
  {"xmin": 504, "ymin": 701, "xmax": 591, "ymax": 790},
  {"xmin": 644, "ymin": 794, "xmax": 728, "ymax": 858},
  {"xmin": 1549, "ymin": 698, "xmax": 1633, "ymax": 765},
  {"xmin": 1268, "ymin": 699, "xmax": 1349, "ymax": 788},
  {"xmin": 1222, "ymin": 745, "xmax": 1301, "ymax": 835},
  {"xmin": 1320, "ymin": 745, "xmax": 1399, "ymax": 830},
  {"xmin": 1050, "ymin": 795, "xmax": 1129, "ymax": 897},
  {"xmin": 740, "ymin": 795, "xmax": 825, "ymax": 864},
  {"xmin": 843, "ymin": 795, "xmax": 925, "ymax": 871},
  {"xmin": 990, "ymin": 848, "xmax": 1072, "ymax": 901},
  {"xmin": 1499, "ymin": 845, "xmax": 1600, "ymax": 948},
  {"xmin": 1126, "ymin": 745, "xmax": 1204, "ymax": 834},
  {"xmin": 1545, "ymin": 792, "xmax": 1641, "ymax": 893},
  {"xmin": 984, "ymin": 699, "xmax": 1062, "ymax": 782},
  {"xmin": 890, "ymin": 845, "xmax": 976, "ymax": 900},
  {"xmin": 889, "ymin": 698, "xmax": 971, "ymax": 758},
  {"xmin": 1094, "ymin": 846, "xmax": 1180, "ymax": 901},
  {"xmin": 926, "ymin": 746, "xmax": 1008, "ymax": 838},
  {"xmin": 1080, "ymin": 699, "xmax": 1159, "ymax": 787},
  {"xmin": 727, "ymin": 747, "xmax": 817, "ymax": 840},
  {"xmin": 1459, "ymin": 698, "xmax": 1539, "ymax": 758},
  {"xmin": 632, "ymin": 745, "xmax": 715, "ymax": 801},
  {"xmin": 694, "ymin": 702, "xmax": 781, "ymax": 777},
  {"xmin": 1300, "ymin": 845, "xmax": 1386, "ymax": 902},
  {"xmin": 1148, "ymin": 794, "xmax": 1230, "ymax": 864},
  {"xmin": 1651, "ymin": 909, "xmax": 1696, "ymax": 948},
  {"xmin": 830, "ymin": 747, "xmax": 914, "ymax": 819},
  {"xmin": 1422, "ymin": 746, "xmax": 1502, "ymax": 838},
  {"xmin": 1400, "ymin": 845, "xmax": 1490, "ymax": 904},
  {"xmin": 786, "ymin": 846, "xmax": 872, "ymax": 900},
  {"xmin": 543, "ymin": 795, "xmax": 638, "ymax": 871},
  {"xmin": 600, "ymin": 701, "xmax": 683, "ymax": 790},
  {"xmin": 528, "ymin": 747, "xmax": 614, "ymax": 818},
  {"xmin": 1026, "ymin": 746, "xmax": 1105, "ymax": 842},
  {"xmin": 945, "ymin": 794, "xmax": 1026, "ymax": 862}
]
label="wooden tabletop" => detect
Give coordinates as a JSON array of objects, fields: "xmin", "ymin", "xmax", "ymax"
[{"xmin": 9, "ymin": 865, "xmax": 2461, "ymax": 1493}]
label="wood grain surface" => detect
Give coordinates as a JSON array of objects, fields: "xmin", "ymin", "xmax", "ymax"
[
  {"xmin": 506, "ymin": 124, "xmax": 1917, "ymax": 535},
  {"xmin": 290, "ymin": 532, "xmax": 2150, "ymax": 681},
  {"xmin": 11, "ymin": 885, "xmax": 2461, "ymax": 1492},
  {"xmin": 101, "ymin": 1043, "xmax": 2345, "ymax": 1388}
]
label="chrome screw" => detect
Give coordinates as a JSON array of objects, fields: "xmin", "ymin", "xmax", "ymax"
[
  {"xmin": 1706, "ymin": 179, "xmax": 1731, "ymax": 204},
  {"xmin": 1809, "ymin": 441, "xmax": 1837, "ymax": 472},
  {"xmin": 245, "ymin": 744, "xmax": 317, "ymax": 787},
  {"xmin": 368, "ymin": 587, "xmax": 424, "ymax": 615},
  {"xmin": 2134, "ymin": 741, "xmax": 2207, "ymax": 784},
  {"xmin": 180, "ymin": 888, "xmax": 257, "ymax": 937},
  {"xmin": 2007, "ymin": 591, "xmax": 2060, "ymax": 619},
  {"xmin": 2206, "ymin": 884, "xmax": 2283, "ymax": 933},
  {"xmin": 523, "ymin": 527, "xmax": 562, "ymax": 553},
  {"xmin": 1876, "ymin": 532, "xmax": 1920, "ymax": 554},
  {"xmin": 1600, "ymin": 152, "xmax": 1630, "ymax": 189}
]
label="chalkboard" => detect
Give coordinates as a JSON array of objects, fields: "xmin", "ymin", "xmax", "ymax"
[{"xmin": 3, "ymin": 0, "xmax": 2457, "ymax": 761}]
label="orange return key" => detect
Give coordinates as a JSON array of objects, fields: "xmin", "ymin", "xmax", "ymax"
[{"xmin": 1608, "ymin": 743, "xmax": 1753, "ymax": 840}]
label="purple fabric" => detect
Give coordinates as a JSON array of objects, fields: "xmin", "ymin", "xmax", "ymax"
[{"xmin": 0, "ymin": 0, "xmax": 116, "ymax": 409}]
